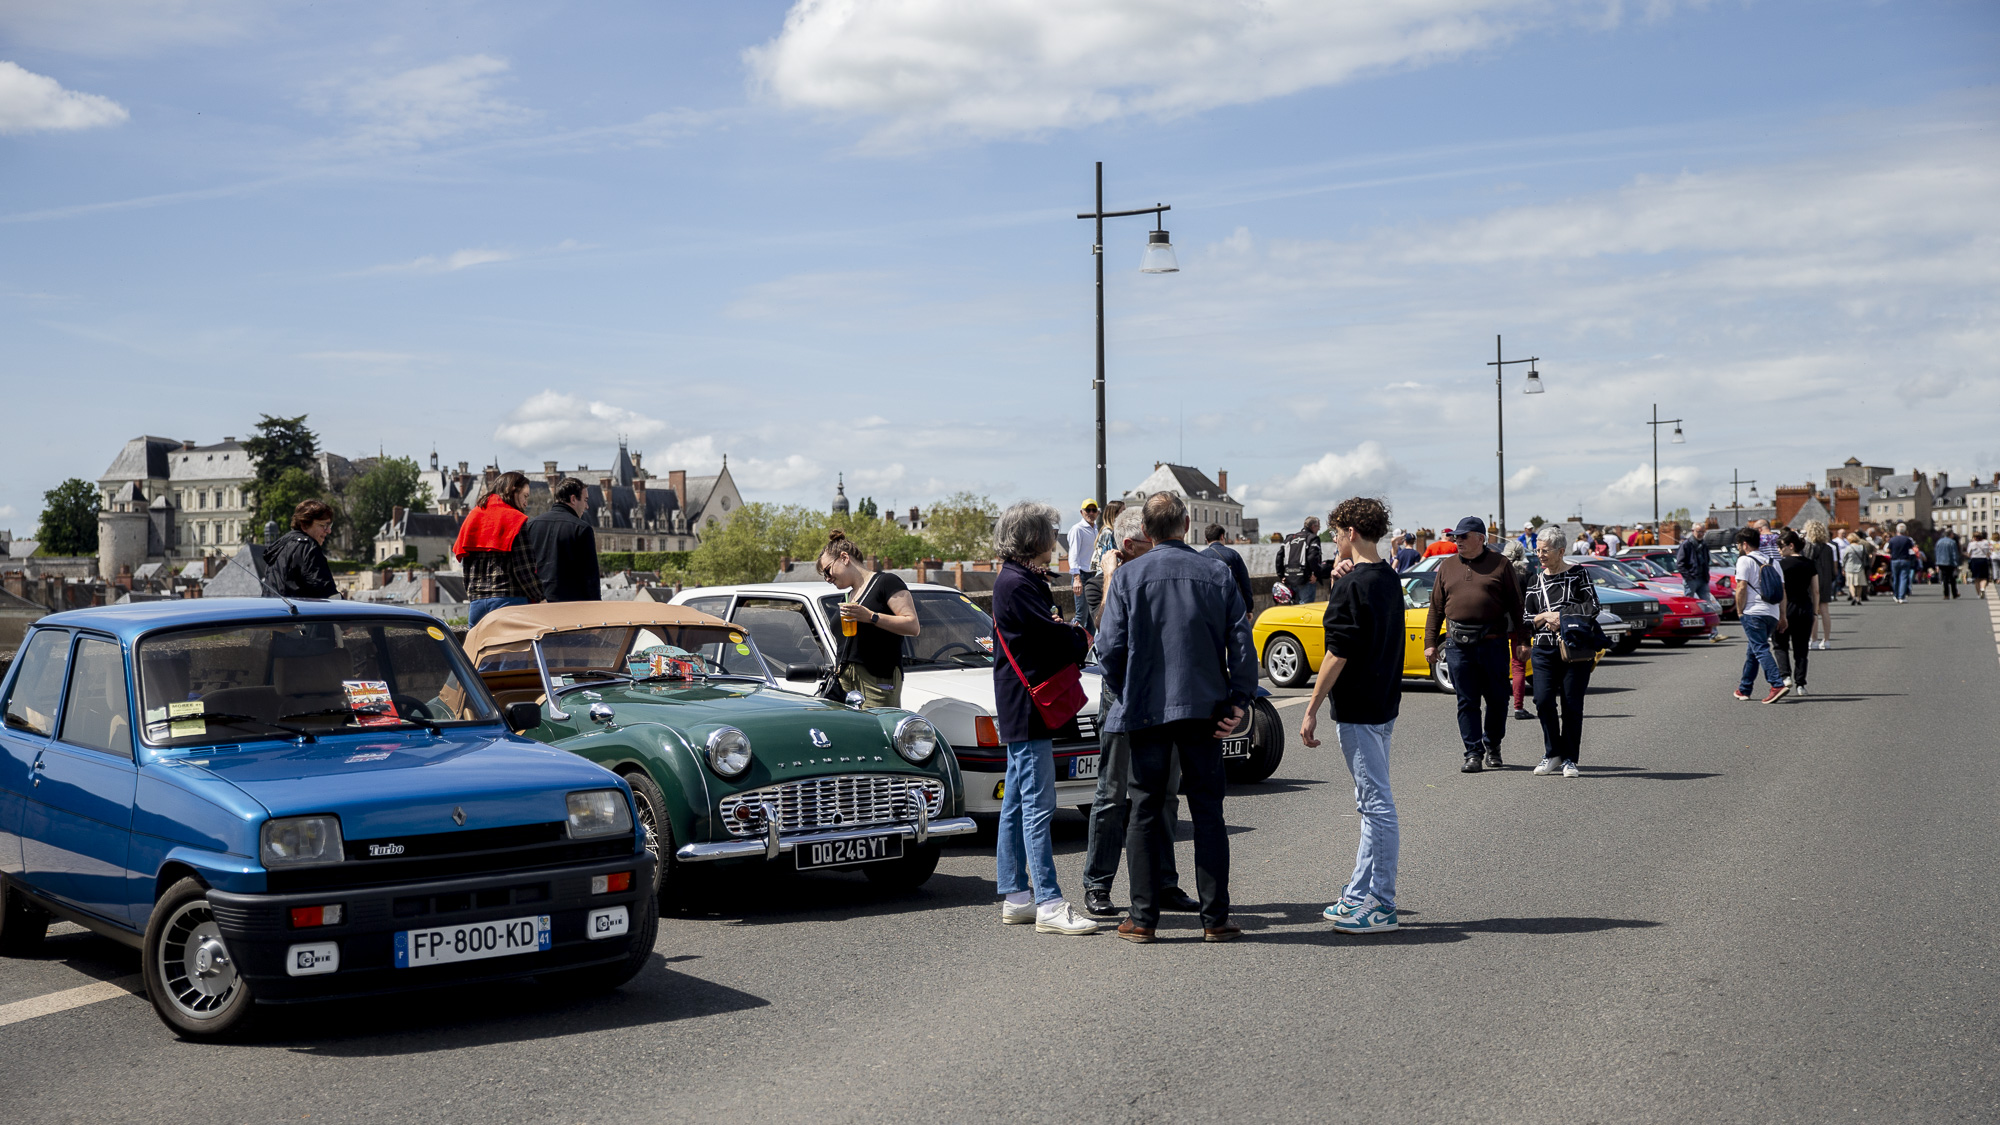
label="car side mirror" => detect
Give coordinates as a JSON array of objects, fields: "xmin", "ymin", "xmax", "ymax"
[
  {"xmin": 504, "ymin": 701, "xmax": 542, "ymax": 732},
  {"xmin": 785, "ymin": 662, "xmax": 830, "ymax": 683}
]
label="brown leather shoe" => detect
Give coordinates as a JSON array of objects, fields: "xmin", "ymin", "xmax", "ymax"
[
  {"xmin": 1203, "ymin": 923, "xmax": 1242, "ymax": 943},
  {"xmin": 1116, "ymin": 919, "xmax": 1156, "ymax": 944}
]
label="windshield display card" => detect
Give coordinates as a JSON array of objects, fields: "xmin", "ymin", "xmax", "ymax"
[
  {"xmin": 341, "ymin": 680, "xmax": 400, "ymax": 727},
  {"xmin": 166, "ymin": 700, "xmax": 205, "ymax": 737}
]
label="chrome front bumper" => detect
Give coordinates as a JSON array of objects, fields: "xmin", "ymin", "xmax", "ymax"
[{"xmin": 675, "ymin": 815, "xmax": 979, "ymax": 862}]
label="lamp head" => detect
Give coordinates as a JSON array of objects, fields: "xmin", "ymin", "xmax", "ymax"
[
  {"xmin": 1670, "ymin": 423, "xmax": 1685, "ymax": 444},
  {"xmin": 1139, "ymin": 228, "xmax": 1179, "ymax": 273},
  {"xmin": 1522, "ymin": 365, "xmax": 1544, "ymax": 394}
]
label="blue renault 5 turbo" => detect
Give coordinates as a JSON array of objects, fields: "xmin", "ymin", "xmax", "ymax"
[{"xmin": 0, "ymin": 600, "xmax": 657, "ymax": 1037}]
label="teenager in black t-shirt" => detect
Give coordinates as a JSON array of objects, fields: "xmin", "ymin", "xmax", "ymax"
[
  {"xmin": 818, "ymin": 531, "xmax": 921, "ymax": 707},
  {"xmin": 1773, "ymin": 529, "xmax": 1821, "ymax": 695}
]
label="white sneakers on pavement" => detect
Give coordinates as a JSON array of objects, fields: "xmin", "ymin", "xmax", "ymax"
[
  {"xmin": 1533, "ymin": 757, "xmax": 1561, "ymax": 775},
  {"xmin": 1034, "ymin": 900, "xmax": 1100, "ymax": 935},
  {"xmin": 1562, "ymin": 760, "xmax": 1580, "ymax": 778},
  {"xmin": 999, "ymin": 899, "xmax": 1037, "ymax": 925}
]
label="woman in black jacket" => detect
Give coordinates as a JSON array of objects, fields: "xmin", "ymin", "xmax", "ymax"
[
  {"xmin": 990, "ymin": 501, "xmax": 1097, "ymax": 936},
  {"xmin": 1525, "ymin": 528, "xmax": 1600, "ymax": 778},
  {"xmin": 261, "ymin": 499, "xmax": 338, "ymax": 599}
]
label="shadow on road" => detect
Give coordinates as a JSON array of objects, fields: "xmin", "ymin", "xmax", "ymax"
[
  {"xmin": 1220, "ymin": 904, "xmax": 1662, "ymax": 946},
  {"xmin": 1584, "ymin": 766, "xmax": 1722, "ymax": 781}
]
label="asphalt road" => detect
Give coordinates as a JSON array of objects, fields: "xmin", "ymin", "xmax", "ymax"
[{"xmin": 4, "ymin": 591, "xmax": 1996, "ymax": 1124}]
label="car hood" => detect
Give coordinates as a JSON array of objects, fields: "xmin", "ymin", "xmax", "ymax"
[
  {"xmin": 170, "ymin": 729, "xmax": 621, "ymax": 840},
  {"xmin": 900, "ymin": 665, "xmax": 1101, "ymax": 718}
]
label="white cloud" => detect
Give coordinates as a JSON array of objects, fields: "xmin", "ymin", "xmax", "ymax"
[
  {"xmin": 0, "ymin": 504, "xmax": 17, "ymax": 518},
  {"xmin": 647, "ymin": 434, "xmax": 823, "ymax": 493},
  {"xmin": 368, "ymin": 248, "xmax": 516, "ymax": 274},
  {"xmin": 747, "ymin": 0, "xmax": 1653, "ymax": 145},
  {"xmin": 315, "ymin": 55, "xmax": 531, "ymax": 152},
  {"xmin": 1600, "ymin": 462, "xmax": 1699, "ymax": 505},
  {"xmin": 0, "ymin": 0, "xmax": 266, "ymax": 56},
  {"xmin": 494, "ymin": 391, "xmax": 668, "ymax": 452},
  {"xmin": 1507, "ymin": 465, "xmax": 1543, "ymax": 491},
  {"xmin": 0, "ymin": 61, "xmax": 128, "ymax": 134},
  {"xmin": 1242, "ymin": 442, "xmax": 1399, "ymax": 520}
]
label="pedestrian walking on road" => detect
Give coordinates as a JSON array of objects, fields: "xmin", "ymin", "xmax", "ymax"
[
  {"xmin": 261, "ymin": 498, "xmax": 339, "ymax": 599},
  {"xmin": 1524, "ymin": 527, "xmax": 1600, "ymax": 778},
  {"xmin": 455, "ymin": 471, "xmax": 543, "ymax": 626},
  {"xmin": 1097, "ymin": 491, "xmax": 1256, "ymax": 944},
  {"xmin": 1424, "ymin": 516, "xmax": 1528, "ymax": 772},
  {"xmin": 1298, "ymin": 496, "xmax": 1404, "ymax": 934},
  {"xmin": 1202, "ymin": 523, "xmax": 1254, "ymax": 623},
  {"xmin": 1081, "ymin": 507, "xmax": 1194, "ymax": 919},
  {"xmin": 1501, "ymin": 539, "xmax": 1533, "ymax": 720},
  {"xmin": 1281, "ymin": 518, "xmax": 1325, "ymax": 604},
  {"xmin": 1933, "ymin": 528, "xmax": 1961, "ymax": 600},
  {"xmin": 1676, "ymin": 526, "xmax": 1713, "ymax": 602},
  {"xmin": 1772, "ymin": 530, "xmax": 1820, "ymax": 697},
  {"xmin": 1968, "ymin": 532, "xmax": 1992, "ymax": 598},
  {"xmin": 820, "ymin": 530, "xmax": 920, "ymax": 709},
  {"xmin": 1392, "ymin": 530, "xmax": 1420, "ymax": 572},
  {"xmin": 1732, "ymin": 528, "xmax": 1789, "ymax": 704},
  {"xmin": 1068, "ymin": 499, "xmax": 1101, "ymax": 629},
  {"xmin": 989, "ymin": 503, "xmax": 1098, "ymax": 936},
  {"xmin": 1887, "ymin": 523, "xmax": 1917, "ymax": 602},
  {"xmin": 1843, "ymin": 532, "xmax": 1869, "ymax": 605},
  {"xmin": 521, "ymin": 477, "xmax": 601, "ymax": 603},
  {"xmin": 1804, "ymin": 520, "xmax": 1837, "ymax": 649}
]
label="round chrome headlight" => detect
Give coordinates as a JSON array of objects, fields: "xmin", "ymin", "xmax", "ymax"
[
  {"xmin": 892, "ymin": 716, "xmax": 938, "ymax": 764},
  {"xmin": 705, "ymin": 727, "xmax": 753, "ymax": 778}
]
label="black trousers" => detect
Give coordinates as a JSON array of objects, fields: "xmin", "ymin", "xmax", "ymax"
[
  {"xmin": 1529, "ymin": 646, "xmax": 1592, "ymax": 763},
  {"xmin": 1940, "ymin": 566, "xmax": 1959, "ymax": 598},
  {"xmin": 1444, "ymin": 637, "xmax": 1511, "ymax": 756},
  {"xmin": 1772, "ymin": 607, "xmax": 1811, "ymax": 686},
  {"xmin": 1126, "ymin": 718, "xmax": 1229, "ymax": 929}
]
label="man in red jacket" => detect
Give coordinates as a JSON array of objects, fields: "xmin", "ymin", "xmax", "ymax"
[{"xmin": 454, "ymin": 471, "xmax": 543, "ymax": 625}]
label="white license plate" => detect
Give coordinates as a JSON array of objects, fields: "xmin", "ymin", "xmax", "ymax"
[
  {"xmin": 1221, "ymin": 736, "xmax": 1251, "ymax": 760},
  {"xmin": 395, "ymin": 915, "xmax": 550, "ymax": 968},
  {"xmin": 796, "ymin": 834, "xmax": 903, "ymax": 870},
  {"xmin": 1068, "ymin": 755, "xmax": 1100, "ymax": 780},
  {"xmin": 1680, "ymin": 617, "xmax": 1706, "ymax": 626}
]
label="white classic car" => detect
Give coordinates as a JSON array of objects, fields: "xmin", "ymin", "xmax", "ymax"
[{"xmin": 668, "ymin": 581, "xmax": 1107, "ymax": 816}]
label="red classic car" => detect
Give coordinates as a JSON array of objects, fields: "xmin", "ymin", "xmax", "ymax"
[{"xmin": 1575, "ymin": 558, "xmax": 1720, "ymax": 645}]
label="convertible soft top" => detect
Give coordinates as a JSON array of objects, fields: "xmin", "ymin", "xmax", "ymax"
[{"xmin": 464, "ymin": 601, "xmax": 732, "ymax": 664}]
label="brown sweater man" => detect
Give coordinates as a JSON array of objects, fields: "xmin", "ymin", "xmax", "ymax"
[{"xmin": 1422, "ymin": 516, "xmax": 1527, "ymax": 772}]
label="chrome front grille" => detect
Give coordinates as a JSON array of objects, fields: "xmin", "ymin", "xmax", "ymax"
[{"xmin": 718, "ymin": 775, "xmax": 946, "ymax": 838}]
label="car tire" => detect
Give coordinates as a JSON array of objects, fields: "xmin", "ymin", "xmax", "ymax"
[
  {"xmin": 142, "ymin": 877, "xmax": 257, "ymax": 1039},
  {"xmin": 1430, "ymin": 652, "xmax": 1456, "ymax": 693},
  {"xmin": 862, "ymin": 841, "xmax": 943, "ymax": 891},
  {"xmin": 1659, "ymin": 637, "xmax": 1690, "ymax": 647},
  {"xmin": 550, "ymin": 891, "xmax": 659, "ymax": 994},
  {"xmin": 1225, "ymin": 697, "xmax": 1286, "ymax": 784},
  {"xmin": 0, "ymin": 880, "xmax": 50, "ymax": 955},
  {"xmin": 619, "ymin": 768, "xmax": 676, "ymax": 909},
  {"xmin": 1263, "ymin": 634, "xmax": 1311, "ymax": 689}
]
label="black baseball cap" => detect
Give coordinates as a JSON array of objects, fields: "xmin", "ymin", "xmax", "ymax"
[{"xmin": 1451, "ymin": 516, "xmax": 1487, "ymax": 538}]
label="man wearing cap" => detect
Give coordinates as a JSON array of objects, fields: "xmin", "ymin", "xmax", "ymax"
[
  {"xmin": 1069, "ymin": 499, "xmax": 1102, "ymax": 629},
  {"xmin": 1423, "ymin": 517, "xmax": 1528, "ymax": 773}
]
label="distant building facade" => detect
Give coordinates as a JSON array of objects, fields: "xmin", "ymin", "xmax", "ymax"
[
  {"xmin": 463, "ymin": 442, "xmax": 745, "ymax": 553},
  {"xmin": 1122, "ymin": 463, "xmax": 1243, "ymax": 541}
]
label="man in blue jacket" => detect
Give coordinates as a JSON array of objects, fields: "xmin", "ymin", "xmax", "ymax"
[{"xmin": 1096, "ymin": 491, "xmax": 1258, "ymax": 944}]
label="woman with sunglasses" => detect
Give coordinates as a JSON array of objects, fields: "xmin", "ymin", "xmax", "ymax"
[{"xmin": 818, "ymin": 530, "xmax": 920, "ymax": 708}]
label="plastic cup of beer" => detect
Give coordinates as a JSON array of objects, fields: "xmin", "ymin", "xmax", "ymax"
[{"xmin": 841, "ymin": 600, "xmax": 858, "ymax": 637}]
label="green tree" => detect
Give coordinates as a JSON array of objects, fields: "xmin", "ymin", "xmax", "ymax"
[
  {"xmin": 1664, "ymin": 506, "xmax": 1692, "ymax": 524},
  {"xmin": 342, "ymin": 456, "xmax": 433, "ymax": 561},
  {"xmin": 688, "ymin": 503, "xmax": 826, "ymax": 585},
  {"xmin": 856, "ymin": 496, "xmax": 880, "ymax": 520},
  {"xmin": 242, "ymin": 414, "xmax": 320, "ymax": 530},
  {"xmin": 837, "ymin": 515, "xmax": 931, "ymax": 569},
  {"xmin": 34, "ymin": 478, "xmax": 100, "ymax": 556},
  {"xmin": 922, "ymin": 491, "xmax": 998, "ymax": 561},
  {"xmin": 258, "ymin": 467, "xmax": 325, "ymax": 540},
  {"xmin": 1529, "ymin": 515, "xmax": 1546, "ymax": 529}
]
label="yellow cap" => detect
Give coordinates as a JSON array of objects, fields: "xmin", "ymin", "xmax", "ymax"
[{"xmin": 1080, "ymin": 498, "xmax": 1099, "ymax": 510}]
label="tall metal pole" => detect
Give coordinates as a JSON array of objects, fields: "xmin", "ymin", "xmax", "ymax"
[
  {"xmin": 1495, "ymin": 334, "xmax": 1506, "ymax": 536},
  {"xmin": 1093, "ymin": 162, "xmax": 1107, "ymax": 516},
  {"xmin": 1652, "ymin": 403, "xmax": 1660, "ymax": 526}
]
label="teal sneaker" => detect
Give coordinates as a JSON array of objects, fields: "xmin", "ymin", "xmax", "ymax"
[{"xmin": 1330, "ymin": 896, "xmax": 1399, "ymax": 934}]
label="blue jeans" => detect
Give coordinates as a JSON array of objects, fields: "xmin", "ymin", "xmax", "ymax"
[
  {"xmin": 1444, "ymin": 638, "xmax": 1510, "ymax": 755},
  {"xmin": 1737, "ymin": 613, "xmax": 1783, "ymax": 692},
  {"xmin": 1294, "ymin": 582, "xmax": 1319, "ymax": 605},
  {"xmin": 1336, "ymin": 719, "xmax": 1398, "ymax": 909},
  {"xmin": 1683, "ymin": 576, "xmax": 1709, "ymax": 602},
  {"xmin": 997, "ymin": 738, "xmax": 1062, "ymax": 905},
  {"xmin": 1890, "ymin": 559, "xmax": 1914, "ymax": 599},
  {"xmin": 468, "ymin": 596, "xmax": 529, "ymax": 626}
]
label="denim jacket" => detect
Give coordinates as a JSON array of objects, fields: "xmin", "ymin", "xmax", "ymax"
[{"xmin": 1095, "ymin": 540, "xmax": 1256, "ymax": 733}]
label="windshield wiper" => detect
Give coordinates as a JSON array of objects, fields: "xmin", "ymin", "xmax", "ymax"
[
  {"xmin": 146, "ymin": 711, "xmax": 316, "ymax": 742},
  {"xmin": 282, "ymin": 706, "xmax": 443, "ymax": 734}
]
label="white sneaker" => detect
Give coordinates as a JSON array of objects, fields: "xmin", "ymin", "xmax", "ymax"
[
  {"xmin": 1793, "ymin": 683, "xmax": 1807, "ymax": 696},
  {"xmin": 1034, "ymin": 900, "xmax": 1100, "ymax": 935},
  {"xmin": 1562, "ymin": 760, "xmax": 1580, "ymax": 778},
  {"xmin": 1533, "ymin": 757, "xmax": 1561, "ymax": 775},
  {"xmin": 1000, "ymin": 899, "xmax": 1037, "ymax": 925},
  {"xmin": 1783, "ymin": 676, "xmax": 1795, "ymax": 688}
]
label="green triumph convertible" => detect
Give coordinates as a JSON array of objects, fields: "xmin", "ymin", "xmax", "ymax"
[{"xmin": 465, "ymin": 603, "xmax": 975, "ymax": 906}]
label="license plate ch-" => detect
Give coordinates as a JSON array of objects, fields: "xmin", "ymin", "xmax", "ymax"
[
  {"xmin": 1221, "ymin": 737, "xmax": 1251, "ymax": 760},
  {"xmin": 796, "ymin": 834, "xmax": 902, "ymax": 870},
  {"xmin": 1068, "ymin": 754, "xmax": 1100, "ymax": 780},
  {"xmin": 395, "ymin": 915, "xmax": 551, "ymax": 968}
]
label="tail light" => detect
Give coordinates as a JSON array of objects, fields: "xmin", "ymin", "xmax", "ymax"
[
  {"xmin": 289, "ymin": 904, "xmax": 344, "ymax": 928},
  {"xmin": 974, "ymin": 716, "xmax": 1000, "ymax": 747}
]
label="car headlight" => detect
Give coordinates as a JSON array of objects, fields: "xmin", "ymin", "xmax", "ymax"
[
  {"xmin": 893, "ymin": 716, "xmax": 938, "ymax": 764},
  {"xmin": 566, "ymin": 789, "xmax": 634, "ymax": 838},
  {"xmin": 261, "ymin": 815, "xmax": 344, "ymax": 868},
  {"xmin": 705, "ymin": 727, "xmax": 753, "ymax": 778}
]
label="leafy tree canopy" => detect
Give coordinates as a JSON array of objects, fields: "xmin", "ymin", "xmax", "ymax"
[
  {"xmin": 921, "ymin": 492, "xmax": 998, "ymax": 561},
  {"xmin": 242, "ymin": 414, "xmax": 319, "ymax": 529},
  {"xmin": 342, "ymin": 456, "xmax": 433, "ymax": 561},
  {"xmin": 257, "ymin": 467, "xmax": 325, "ymax": 541},
  {"xmin": 35, "ymin": 478, "xmax": 100, "ymax": 556},
  {"xmin": 856, "ymin": 496, "xmax": 880, "ymax": 520}
]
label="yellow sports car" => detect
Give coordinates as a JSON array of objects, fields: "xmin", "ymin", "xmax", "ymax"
[{"xmin": 1254, "ymin": 571, "xmax": 1557, "ymax": 691}]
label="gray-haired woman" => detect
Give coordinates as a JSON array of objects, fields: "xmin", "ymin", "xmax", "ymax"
[
  {"xmin": 988, "ymin": 501, "xmax": 1098, "ymax": 935},
  {"xmin": 1525, "ymin": 527, "xmax": 1599, "ymax": 777}
]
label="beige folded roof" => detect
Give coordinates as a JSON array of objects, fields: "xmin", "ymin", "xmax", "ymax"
[{"xmin": 464, "ymin": 601, "xmax": 731, "ymax": 663}]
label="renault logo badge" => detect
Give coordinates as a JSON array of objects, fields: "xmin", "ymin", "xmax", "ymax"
[
  {"xmin": 452, "ymin": 806, "xmax": 466, "ymax": 826},
  {"xmin": 808, "ymin": 729, "xmax": 831, "ymax": 748}
]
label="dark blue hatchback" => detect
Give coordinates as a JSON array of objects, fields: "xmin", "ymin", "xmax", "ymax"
[{"xmin": 0, "ymin": 600, "xmax": 657, "ymax": 1037}]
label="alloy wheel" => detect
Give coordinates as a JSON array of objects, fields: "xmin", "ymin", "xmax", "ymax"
[{"xmin": 157, "ymin": 899, "xmax": 240, "ymax": 1022}]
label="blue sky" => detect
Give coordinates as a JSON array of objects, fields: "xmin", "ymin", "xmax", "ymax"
[{"xmin": 3, "ymin": 0, "xmax": 1996, "ymax": 537}]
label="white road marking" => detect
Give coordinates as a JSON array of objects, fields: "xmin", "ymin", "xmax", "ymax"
[{"xmin": 0, "ymin": 975, "xmax": 143, "ymax": 1029}]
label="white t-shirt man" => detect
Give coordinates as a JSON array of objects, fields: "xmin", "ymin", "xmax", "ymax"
[
  {"xmin": 1736, "ymin": 550, "xmax": 1782, "ymax": 620},
  {"xmin": 1069, "ymin": 515, "xmax": 1099, "ymax": 576}
]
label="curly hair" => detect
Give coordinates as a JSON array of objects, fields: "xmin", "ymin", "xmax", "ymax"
[{"xmin": 1328, "ymin": 496, "xmax": 1390, "ymax": 543}]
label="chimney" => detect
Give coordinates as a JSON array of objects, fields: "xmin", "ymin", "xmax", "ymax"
[
  {"xmin": 599, "ymin": 477, "xmax": 615, "ymax": 526},
  {"xmin": 391, "ymin": 506, "xmax": 405, "ymax": 531},
  {"xmin": 632, "ymin": 477, "xmax": 648, "ymax": 527},
  {"xmin": 915, "ymin": 558, "xmax": 928, "ymax": 584},
  {"xmin": 483, "ymin": 466, "xmax": 498, "ymax": 487},
  {"xmin": 631, "ymin": 451, "xmax": 643, "ymax": 474},
  {"xmin": 1217, "ymin": 469, "xmax": 1228, "ymax": 494},
  {"xmin": 182, "ymin": 439, "xmax": 195, "ymax": 451},
  {"xmin": 117, "ymin": 564, "xmax": 133, "ymax": 591},
  {"xmin": 1834, "ymin": 487, "xmax": 1860, "ymax": 529},
  {"xmin": 909, "ymin": 506, "xmax": 919, "ymax": 528},
  {"xmin": 543, "ymin": 461, "xmax": 560, "ymax": 489},
  {"xmin": 1933, "ymin": 472, "xmax": 1948, "ymax": 493},
  {"xmin": 1155, "ymin": 461, "xmax": 1162, "ymax": 470},
  {"xmin": 203, "ymin": 556, "xmax": 219, "ymax": 579},
  {"xmin": 420, "ymin": 574, "xmax": 436, "ymax": 603},
  {"xmin": 668, "ymin": 470, "xmax": 687, "ymax": 505},
  {"xmin": 1774, "ymin": 484, "xmax": 1812, "ymax": 529}
]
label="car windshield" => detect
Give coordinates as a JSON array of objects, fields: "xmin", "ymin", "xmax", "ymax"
[
  {"xmin": 476, "ymin": 623, "xmax": 773, "ymax": 686},
  {"xmin": 1401, "ymin": 573, "xmax": 1435, "ymax": 608},
  {"xmin": 137, "ymin": 619, "xmax": 499, "ymax": 748},
  {"xmin": 816, "ymin": 589, "xmax": 999, "ymax": 670},
  {"xmin": 1578, "ymin": 562, "xmax": 1641, "ymax": 589},
  {"xmin": 1710, "ymin": 547, "xmax": 1740, "ymax": 567},
  {"xmin": 1621, "ymin": 556, "xmax": 1672, "ymax": 578}
]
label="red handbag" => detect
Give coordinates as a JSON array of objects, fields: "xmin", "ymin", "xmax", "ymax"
[{"xmin": 993, "ymin": 626, "xmax": 1088, "ymax": 729}]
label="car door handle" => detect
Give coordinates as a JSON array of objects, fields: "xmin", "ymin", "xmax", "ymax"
[{"xmin": 32, "ymin": 758, "xmax": 46, "ymax": 769}]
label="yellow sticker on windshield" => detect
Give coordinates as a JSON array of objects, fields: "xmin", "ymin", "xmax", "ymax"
[
  {"xmin": 167, "ymin": 700, "xmax": 205, "ymax": 737},
  {"xmin": 728, "ymin": 632, "xmax": 743, "ymax": 643},
  {"xmin": 735, "ymin": 643, "xmax": 751, "ymax": 655},
  {"xmin": 426, "ymin": 626, "xmax": 445, "ymax": 641}
]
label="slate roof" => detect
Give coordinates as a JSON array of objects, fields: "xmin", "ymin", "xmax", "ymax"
[
  {"xmin": 1786, "ymin": 497, "xmax": 1831, "ymax": 529},
  {"xmin": 100, "ymin": 436, "xmax": 179, "ymax": 484},
  {"xmin": 168, "ymin": 440, "xmax": 254, "ymax": 483},
  {"xmin": 201, "ymin": 546, "xmax": 267, "ymax": 598},
  {"xmin": 381, "ymin": 511, "xmax": 462, "ymax": 539},
  {"xmin": 1124, "ymin": 463, "xmax": 1238, "ymax": 504},
  {"xmin": 1872, "ymin": 473, "xmax": 1928, "ymax": 498}
]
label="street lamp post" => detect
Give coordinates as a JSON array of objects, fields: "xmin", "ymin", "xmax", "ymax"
[
  {"xmin": 1077, "ymin": 162, "xmax": 1175, "ymax": 516},
  {"xmin": 1729, "ymin": 469, "xmax": 1757, "ymax": 526},
  {"xmin": 1644, "ymin": 404, "xmax": 1686, "ymax": 525},
  {"xmin": 1486, "ymin": 335, "xmax": 1542, "ymax": 537}
]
